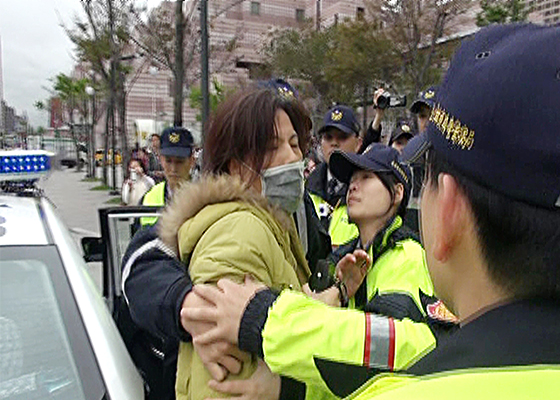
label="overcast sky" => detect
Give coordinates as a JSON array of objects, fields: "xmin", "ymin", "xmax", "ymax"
[{"xmin": 0, "ymin": 0, "xmax": 162, "ymax": 128}]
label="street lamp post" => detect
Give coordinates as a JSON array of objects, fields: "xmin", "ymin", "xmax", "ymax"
[{"xmin": 85, "ymin": 85, "xmax": 96, "ymax": 178}]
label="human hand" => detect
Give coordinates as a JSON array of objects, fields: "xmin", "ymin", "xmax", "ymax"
[
  {"xmin": 302, "ymin": 283, "xmax": 340, "ymax": 307},
  {"xmin": 373, "ymin": 88, "xmax": 386, "ymax": 110},
  {"xmin": 181, "ymin": 276, "xmax": 266, "ymax": 347},
  {"xmin": 335, "ymin": 249, "xmax": 370, "ymax": 299},
  {"xmin": 205, "ymin": 359, "xmax": 281, "ymax": 400},
  {"xmin": 181, "ymin": 291, "xmax": 249, "ymax": 381}
]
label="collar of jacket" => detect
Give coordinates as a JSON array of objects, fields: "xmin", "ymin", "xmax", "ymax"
[
  {"xmin": 331, "ymin": 215, "xmax": 411, "ymax": 264},
  {"xmin": 306, "ymin": 162, "xmax": 348, "ymax": 207},
  {"xmin": 360, "ymin": 215, "xmax": 402, "ymax": 258},
  {"xmin": 158, "ymin": 174, "xmax": 294, "ymax": 253}
]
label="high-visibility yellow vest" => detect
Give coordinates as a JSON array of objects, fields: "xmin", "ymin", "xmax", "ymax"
[
  {"xmin": 140, "ymin": 181, "xmax": 166, "ymax": 226},
  {"xmin": 349, "ymin": 367, "xmax": 560, "ymax": 400},
  {"xmin": 309, "ymin": 193, "xmax": 359, "ymax": 248}
]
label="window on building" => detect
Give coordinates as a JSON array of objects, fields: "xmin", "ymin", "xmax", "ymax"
[
  {"xmin": 296, "ymin": 8, "xmax": 305, "ymax": 21},
  {"xmin": 357, "ymin": 7, "xmax": 365, "ymax": 19},
  {"xmin": 250, "ymin": 1, "xmax": 260, "ymax": 15}
]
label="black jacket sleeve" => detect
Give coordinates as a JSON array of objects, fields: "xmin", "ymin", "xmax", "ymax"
[
  {"xmin": 121, "ymin": 224, "xmax": 192, "ymax": 342},
  {"xmin": 359, "ymin": 122, "xmax": 382, "ymax": 153}
]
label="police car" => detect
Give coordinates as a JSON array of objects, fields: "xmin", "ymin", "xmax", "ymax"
[{"xmin": 0, "ymin": 150, "xmax": 144, "ymax": 400}]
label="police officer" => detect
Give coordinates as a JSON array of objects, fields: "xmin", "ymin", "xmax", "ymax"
[
  {"xmin": 409, "ymin": 86, "xmax": 436, "ymax": 134},
  {"xmin": 388, "ymin": 120, "xmax": 415, "ymax": 153},
  {"xmin": 351, "ymin": 23, "xmax": 560, "ymax": 399},
  {"xmin": 140, "ymin": 127, "xmax": 195, "ymax": 226},
  {"xmin": 307, "ymin": 105, "xmax": 362, "ymax": 248}
]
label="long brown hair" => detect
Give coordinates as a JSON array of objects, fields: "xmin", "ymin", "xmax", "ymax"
[{"xmin": 202, "ymin": 88, "xmax": 311, "ymax": 177}]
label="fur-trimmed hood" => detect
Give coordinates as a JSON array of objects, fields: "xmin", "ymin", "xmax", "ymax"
[{"xmin": 158, "ymin": 174, "xmax": 293, "ymax": 254}]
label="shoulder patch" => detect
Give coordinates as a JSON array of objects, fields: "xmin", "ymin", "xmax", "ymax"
[
  {"xmin": 427, "ymin": 300, "xmax": 458, "ymax": 323},
  {"xmin": 420, "ymin": 290, "xmax": 458, "ymax": 323}
]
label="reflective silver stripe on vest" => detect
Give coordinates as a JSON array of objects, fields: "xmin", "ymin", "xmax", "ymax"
[{"xmin": 364, "ymin": 313, "xmax": 394, "ymax": 369}]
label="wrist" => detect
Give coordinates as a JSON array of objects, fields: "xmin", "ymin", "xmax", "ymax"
[{"xmin": 238, "ymin": 289, "xmax": 279, "ymax": 357}]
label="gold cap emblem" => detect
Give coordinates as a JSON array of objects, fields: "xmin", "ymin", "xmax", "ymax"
[
  {"xmin": 331, "ymin": 109, "xmax": 343, "ymax": 122},
  {"xmin": 424, "ymin": 90, "xmax": 435, "ymax": 99},
  {"xmin": 169, "ymin": 132, "xmax": 180, "ymax": 144},
  {"xmin": 401, "ymin": 124, "xmax": 410, "ymax": 133}
]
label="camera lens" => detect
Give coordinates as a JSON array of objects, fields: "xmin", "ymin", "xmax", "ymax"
[{"xmin": 377, "ymin": 94, "xmax": 390, "ymax": 110}]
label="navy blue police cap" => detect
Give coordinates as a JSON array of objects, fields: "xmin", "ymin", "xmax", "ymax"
[
  {"xmin": 318, "ymin": 105, "xmax": 361, "ymax": 137},
  {"xmin": 390, "ymin": 120, "xmax": 416, "ymax": 145},
  {"xmin": 160, "ymin": 127, "xmax": 194, "ymax": 158},
  {"xmin": 410, "ymin": 86, "xmax": 437, "ymax": 114},
  {"xmin": 330, "ymin": 144, "xmax": 412, "ymax": 196},
  {"xmin": 257, "ymin": 78, "xmax": 298, "ymax": 99},
  {"xmin": 401, "ymin": 23, "xmax": 560, "ymax": 209}
]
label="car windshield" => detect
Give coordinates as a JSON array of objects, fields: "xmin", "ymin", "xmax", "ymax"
[{"xmin": 0, "ymin": 247, "xmax": 90, "ymax": 400}]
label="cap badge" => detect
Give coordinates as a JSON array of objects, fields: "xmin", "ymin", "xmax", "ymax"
[
  {"xmin": 169, "ymin": 132, "xmax": 181, "ymax": 144},
  {"xmin": 401, "ymin": 124, "xmax": 410, "ymax": 133},
  {"xmin": 424, "ymin": 90, "xmax": 435, "ymax": 99},
  {"xmin": 331, "ymin": 110, "xmax": 343, "ymax": 122},
  {"xmin": 430, "ymin": 104, "xmax": 475, "ymax": 150},
  {"xmin": 277, "ymin": 86, "xmax": 295, "ymax": 99}
]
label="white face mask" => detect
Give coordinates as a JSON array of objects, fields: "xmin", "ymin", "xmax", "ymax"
[{"xmin": 261, "ymin": 161, "xmax": 305, "ymax": 214}]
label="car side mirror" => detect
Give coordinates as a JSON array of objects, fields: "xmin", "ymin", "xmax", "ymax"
[{"xmin": 81, "ymin": 236, "xmax": 104, "ymax": 262}]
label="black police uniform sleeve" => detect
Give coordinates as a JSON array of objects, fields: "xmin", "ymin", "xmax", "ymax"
[
  {"xmin": 122, "ymin": 224, "xmax": 193, "ymax": 342},
  {"xmin": 302, "ymin": 190, "xmax": 331, "ymax": 274},
  {"xmin": 359, "ymin": 122, "xmax": 382, "ymax": 154}
]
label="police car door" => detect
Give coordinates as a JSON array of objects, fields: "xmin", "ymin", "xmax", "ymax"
[{"xmin": 81, "ymin": 206, "xmax": 161, "ymax": 316}]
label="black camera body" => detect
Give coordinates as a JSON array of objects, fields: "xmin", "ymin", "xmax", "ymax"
[{"xmin": 377, "ymin": 93, "xmax": 407, "ymax": 110}]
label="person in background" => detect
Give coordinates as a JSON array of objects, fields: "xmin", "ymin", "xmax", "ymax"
[
  {"xmin": 409, "ymin": 86, "xmax": 436, "ymax": 134},
  {"xmin": 140, "ymin": 127, "xmax": 196, "ymax": 226},
  {"xmin": 307, "ymin": 105, "xmax": 362, "ymax": 249},
  {"xmin": 121, "ymin": 158, "xmax": 155, "ymax": 205},
  {"xmin": 148, "ymin": 133, "xmax": 165, "ymax": 183},
  {"xmin": 359, "ymin": 88, "xmax": 388, "ymax": 151},
  {"xmin": 388, "ymin": 120, "xmax": 415, "ymax": 153}
]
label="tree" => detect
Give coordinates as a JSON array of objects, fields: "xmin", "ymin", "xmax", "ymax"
[
  {"xmin": 263, "ymin": 20, "xmax": 399, "ymax": 125},
  {"xmin": 325, "ymin": 20, "xmax": 398, "ymax": 110},
  {"xmin": 65, "ymin": 0, "xmax": 135, "ymax": 186},
  {"xmin": 476, "ymin": 0, "xmax": 531, "ymax": 26},
  {"xmin": 130, "ymin": 0, "xmax": 243, "ymax": 127},
  {"xmin": 188, "ymin": 78, "xmax": 227, "ymax": 121},
  {"xmin": 51, "ymin": 73, "xmax": 91, "ymax": 171},
  {"xmin": 365, "ymin": 0, "xmax": 473, "ymax": 95},
  {"xmin": 263, "ymin": 23, "xmax": 335, "ymax": 112}
]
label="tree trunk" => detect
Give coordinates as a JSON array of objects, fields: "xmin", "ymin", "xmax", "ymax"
[
  {"xmin": 103, "ymin": 104, "xmax": 110, "ymax": 185},
  {"xmin": 174, "ymin": 0, "xmax": 185, "ymax": 127}
]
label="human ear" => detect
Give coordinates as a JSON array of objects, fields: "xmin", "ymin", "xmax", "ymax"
[
  {"xmin": 394, "ymin": 183, "xmax": 404, "ymax": 205},
  {"xmin": 433, "ymin": 174, "xmax": 468, "ymax": 263},
  {"xmin": 354, "ymin": 136, "xmax": 363, "ymax": 152}
]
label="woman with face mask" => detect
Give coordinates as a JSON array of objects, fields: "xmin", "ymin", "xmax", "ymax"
[{"xmin": 156, "ymin": 88, "xmax": 312, "ymax": 400}]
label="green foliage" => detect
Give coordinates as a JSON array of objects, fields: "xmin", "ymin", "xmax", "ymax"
[
  {"xmin": 326, "ymin": 20, "xmax": 398, "ymax": 103},
  {"xmin": 91, "ymin": 184, "xmax": 112, "ymax": 191},
  {"xmin": 476, "ymin": 0, "xmax": 530, "ymax": 26},
  {"xmin": 105, "ymin": 196, "xmax": 123, "ymax": 204},
  {"xmin": 188, "ymin": 79, "xmax": 227, "ymax": 121},
  {"xmin": 263, "ymin": 20, "xmax": 398, "ymax": 112}
]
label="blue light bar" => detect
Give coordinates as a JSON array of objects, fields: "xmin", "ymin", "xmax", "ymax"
[{"xmin": 0, "ymin": 150, "xmax": 53, "ymax": 182}]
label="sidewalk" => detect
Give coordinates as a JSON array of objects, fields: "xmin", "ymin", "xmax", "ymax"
[{"xmin": 40, "ymin": 168, "xmax": 119, "ymax": 236}]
